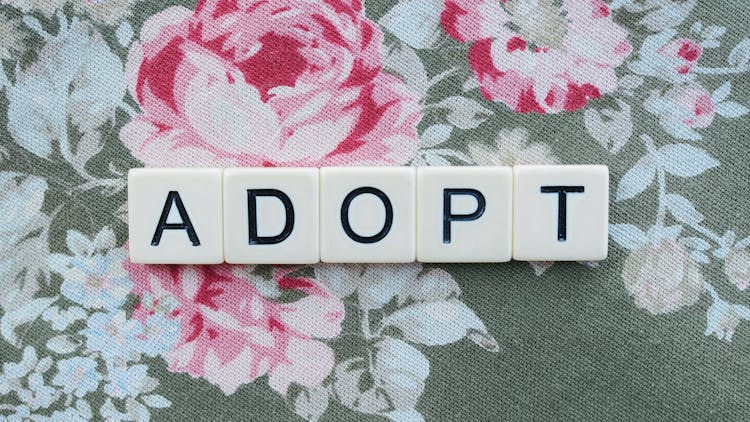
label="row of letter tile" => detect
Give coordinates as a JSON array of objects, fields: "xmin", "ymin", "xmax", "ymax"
[{"xmin": 128, "ymin": 166, "xmax": 608, "ymax": 264}]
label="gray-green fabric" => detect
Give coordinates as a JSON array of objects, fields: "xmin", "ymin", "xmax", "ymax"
[{"xmin": 1, "ymin": 0, "xmax": 749, "ymax": 421}]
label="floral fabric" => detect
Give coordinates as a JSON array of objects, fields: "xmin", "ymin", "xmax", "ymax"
[{"xmin": 1, "ymin": 0, "xmax": 749, "ymax": 421}]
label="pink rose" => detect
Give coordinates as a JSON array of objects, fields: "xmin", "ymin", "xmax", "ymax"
[
  {"xmin": 665, "ymin": 83, "xmax": 715, "ymax": 128},
  {"xmin": 645, "ymin": 82, "xmax": 716, "ymax": 139},
  {"xmin": 125, "ymin": 262, "xmax": 344, "ymax": 395},
  {"xmin": 121, "ymin": 0, "xmax": 421, "ymax": 167},
  {"xmin": 629, "ymin": 33, "xmax": 702, "ymax": 82},
  {"xmin": 657, "ymin": 38, "xmax": 702, "ymax": 76},
  {"xmin": 441, "ymin": 0, "xmax": 631, "ymax": 113}
]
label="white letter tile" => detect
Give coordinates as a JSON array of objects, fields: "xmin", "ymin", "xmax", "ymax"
[
  {"xmin": 320, "ymin": 167, "xmax": 415, "ymax": 263},
  {"xmin": 512, "ymin": 165, "xmax": 609, "ymax": 261},
  {"xmin": 128, "ymin": 168, "xmax": 223, "ymax": 264},
  {"xmin": 223, "ymin": 168, "xmax": 319, "ymax": 264},
  {"xmin": 417, "ymin": 166, "xmax": 512, "ymax": 262}
]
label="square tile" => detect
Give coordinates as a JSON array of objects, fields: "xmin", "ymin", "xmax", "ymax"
[
  {"xmin": 223, "ymin": 168, "xmax": 319, "ymax": 264},
  {"xmin": 128, "ymin": 168, "xmax": 223, "ymax": 264},
  {"xmin": 513, "ymin": 165, "xmax": 609, "ymax": 261},
  {"xmin": 417, "ymin": 166, "xmax": 512, "ymax": 262},
  {"xmin": 320, "ymin": 167, "xmax": 415, "ymax": 263}
]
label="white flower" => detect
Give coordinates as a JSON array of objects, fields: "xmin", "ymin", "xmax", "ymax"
[
  {"xmin": 468, "ymin": 127, "xmax": 559, "ymax": 166},
  {"xmin": 622, "ymin": 239, "xmax": 704, "ymax": 314},
  {"xmin": 138, "ymin": 291, "xmax": 178, "ymax": 315}
]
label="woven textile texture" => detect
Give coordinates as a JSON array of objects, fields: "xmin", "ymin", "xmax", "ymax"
[{"xmin": 1, "ymin": 0, "xmax": 750, "ymax": 420}]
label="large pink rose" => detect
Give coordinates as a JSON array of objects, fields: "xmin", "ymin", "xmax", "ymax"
[
  {"xmin": 121, "ymin": 0, "xmax": 421, "ymax": 167},
  {"xmin": 125, "ymin": 263, "xmax": 344, "ymax": 395},
  {"xmin": 442, "ymin": 0, "xmax": 631, "ymax": 113}
]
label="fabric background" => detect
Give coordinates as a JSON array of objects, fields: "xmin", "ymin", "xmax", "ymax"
[{"xmin": 1, "ymin": 0, "xmax": 749, "ymax": 421}]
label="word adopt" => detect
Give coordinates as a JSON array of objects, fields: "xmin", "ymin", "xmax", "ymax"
[{"xmin": 128, "ymin": 166, "xmax": 609, "ymax": 264}]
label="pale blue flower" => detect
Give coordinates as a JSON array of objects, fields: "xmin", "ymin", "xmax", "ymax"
[
  {"xmin": 42, "ymin": 305, "xmax": 87, "ymax": 331},
  {"xmin": 0, "ymin": 373, "xmax": 11, "ymax": 396},
  {"xmin": 49, "ymin": 227, "xmax": 132, "ymax": 311},
  {"xmin": 100, "ymin": 398, "xmax": 130, "ymax": 422},
  {"xmin": 139, "ymin": 314, "xmax": 181, "ymax": 358},
  {"xmin": 48, "ymin": 408, "xmax": 88, "ymax": 422},
  {"xmin": 704, "ymin": 294, "xmax": 750, "ymax": 342},
  {"xmin": 44, "ymin": 399, "xmax": 92, "ymax": 422},
  {"xmin": 55, "ymin": 249, "xmax": 132, "ymax": 311},
  {"xmin": 51, "ymin": 357, "xmax": 102, "ymax": 398},
  {"xmin": 16, "ymin": 372, "xmax": 56, "ymax": 411},
  {"xmin": 0, "ymin": 347, "xmax": 57, "ymax": 412},
  {"xmin": 82, "ymin": 311, "xmax": 143, "ymax": 361},
  {"xmin": 2, "ymin": 346, "xmax": 37, "ymax": 378},
  {"xmin": 0, "ymin": 346, "xmax": 37, "ymax": 395},
  {"xmin": 4, "ymin": 405, "xmax": 30, "ymax": 422},
  {"xmin": 104, "ymin": 364, "xmax": 150, "ymax": 399}
]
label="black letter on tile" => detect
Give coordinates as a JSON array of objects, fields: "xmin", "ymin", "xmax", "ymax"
[
  {"xmin": 151, "ymin": 191, "xmax": 200, "ymax": 246},
  {"xmin": 341, "ymin": 187, "xmax": 393, "ymax": 244},
  {"xmin": 540, "ymin": 186, "xmax": 585, "ymax": 241},
  {"xmin": 248, "ymin": 189, "xmax": 295, "ymax": 245},
  {"xmin": 443, "ymin": 189, "xmax": 486, "ymax": 244}
]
